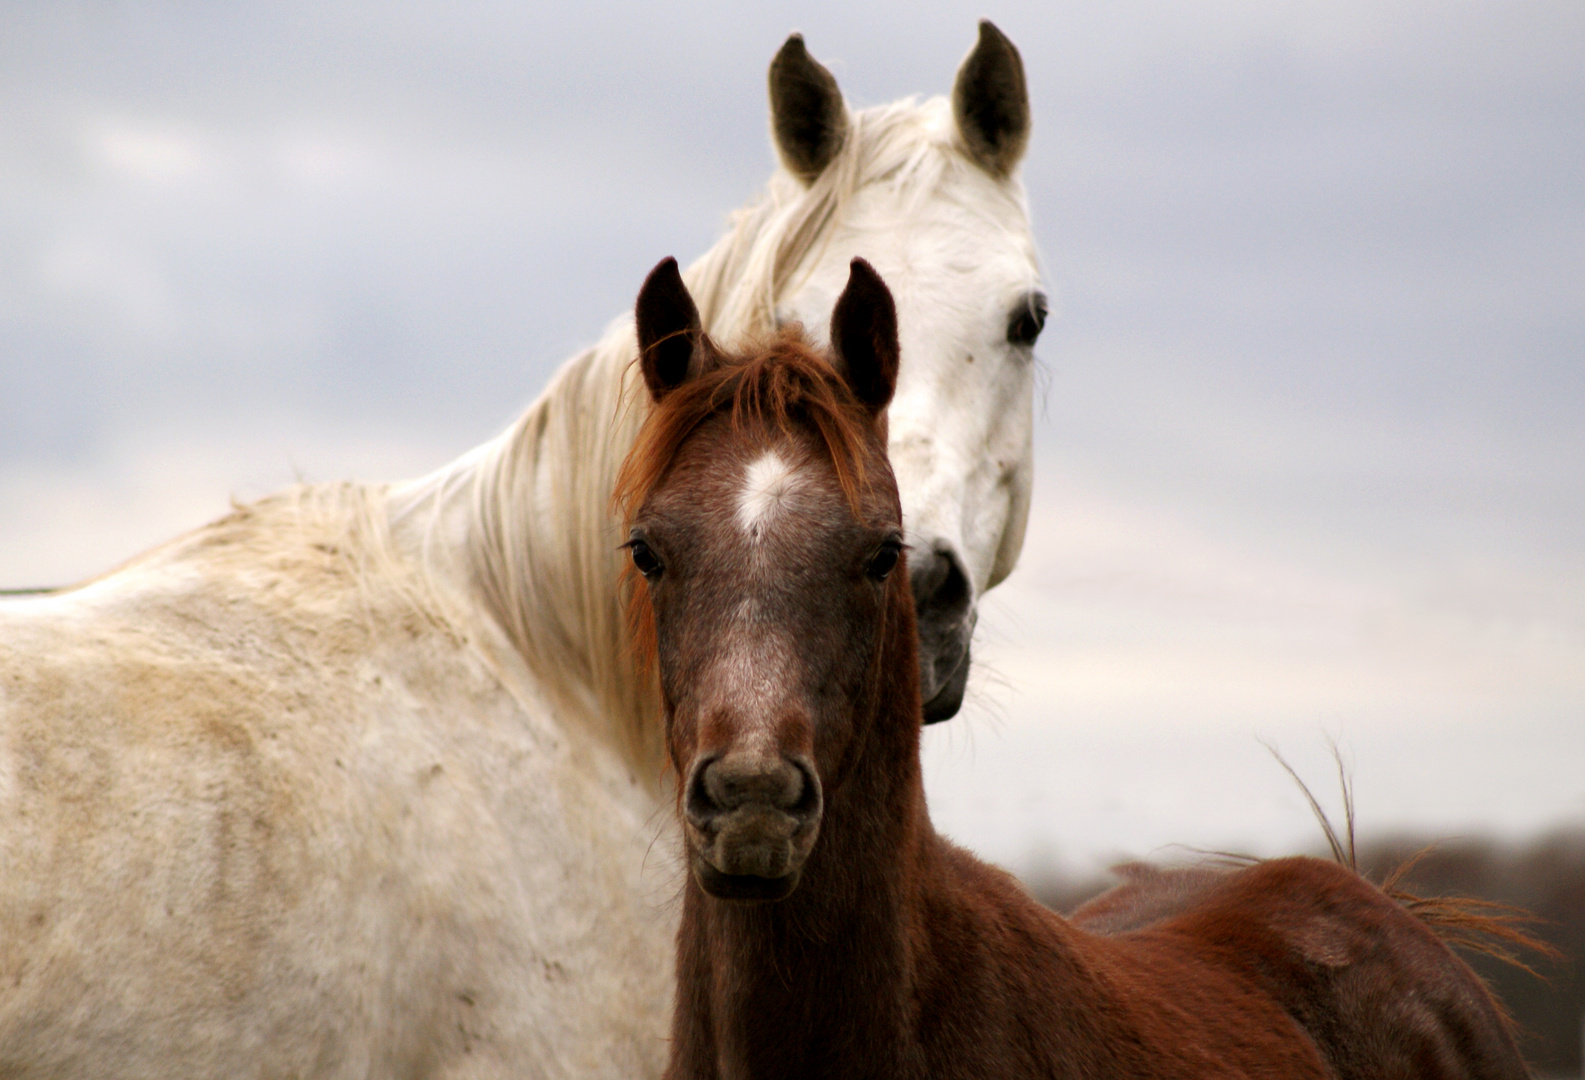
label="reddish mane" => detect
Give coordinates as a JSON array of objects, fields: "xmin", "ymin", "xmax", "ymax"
[{"xmin": 613, "ymin": 329, "xmax": 875, "ymax": 521}]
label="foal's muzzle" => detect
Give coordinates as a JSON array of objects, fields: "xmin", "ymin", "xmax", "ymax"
[{"xmin": 684, "ymin": 752, "xmax": 822, "ymax": 901}]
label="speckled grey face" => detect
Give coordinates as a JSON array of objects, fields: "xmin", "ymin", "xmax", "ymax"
[
  {"xmin": 633, "ymin": 425, "xmax": 901, "ymax": 902},
  {"xmin": 627, "ymin": 255, "xmax": 906, "ymax": 902}
]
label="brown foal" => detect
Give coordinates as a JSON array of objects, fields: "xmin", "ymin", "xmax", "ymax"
[{"xmin": 616, "ymin": 255, "xmax": 1532, "ymax": 1080}]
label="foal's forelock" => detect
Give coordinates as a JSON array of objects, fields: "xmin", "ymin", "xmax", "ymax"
[
  {"xmin": 613, "ymin": 337, "xmax": 874, "ymax": 520},
  {"xmin": 612, "ymin": 336, "xmax": 886, "ymax": 682}
]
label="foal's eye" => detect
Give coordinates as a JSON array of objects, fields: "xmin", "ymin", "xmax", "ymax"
[
  {"xmin": 627, "ymin": 540, "xmax": 663, "ymax": 580},
  {"xmin": 1007, "ymin": 290, "xmax": 1048, "ymax": 347},
  {"xmin": 866, "ymin": 540, "xmax": 903, "ymax": 582}
]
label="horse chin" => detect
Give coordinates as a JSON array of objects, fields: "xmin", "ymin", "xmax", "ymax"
[
  {"xmin": 692, "ymin": 859, "xmax": 802, "ymax": 903},
  {"xmin": 921, "ymin": 639, "xmax": 971, "ymax": 724}
]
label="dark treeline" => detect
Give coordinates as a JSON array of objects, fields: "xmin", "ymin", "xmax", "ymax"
[{"xmin": 1029, "ymin": 828, "xmax": 1585, "ymax": 1077}]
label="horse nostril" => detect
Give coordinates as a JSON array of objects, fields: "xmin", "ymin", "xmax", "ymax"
[
  {"xmin": 911, "ymin": 543, "xmax": 975, "ymax": 723},
  {"xmin": 686, "ymin": 753, "xmax": 820, "ymax": 828},
  {"xmin": 910, "ymin": 543, "xmax": 972, "ymax": 622},
  {"xmin": 788, "ymin": 758, "xmax": 822, "ymax": 823},
  {"xmin": 685, "ymin": 756, "xmax": 722, "ymax": 829}
]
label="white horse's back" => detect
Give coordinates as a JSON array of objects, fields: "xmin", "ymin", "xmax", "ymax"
[{"xmin": 0, "ymin": 489, "xmax": 673, "ymax": 1077}]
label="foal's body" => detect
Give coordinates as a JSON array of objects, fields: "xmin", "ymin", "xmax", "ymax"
[
  {"xmin": 1073, "ymin": 858, "xmax": 1527, "ymax": 1079},
  {"xmin": 671, "ymin": 716, "xmax": 1522, "ymax": 1078},
  {"xmin": 622, "ymin": 260, "xmax": 1529, "ymax": 1080}
]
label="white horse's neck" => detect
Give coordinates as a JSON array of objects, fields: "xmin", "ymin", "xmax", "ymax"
[
  {"xmin": 387, "ymin": 99, "xmax": 970, "ymax": 783},
  {"xmin": 386, "ymin": 328, "xmax": 655, "ymax": 778}
]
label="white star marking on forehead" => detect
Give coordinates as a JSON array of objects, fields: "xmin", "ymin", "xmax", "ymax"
[{"xmin": 736, "ymin": 450, "xmax": 804, "ymax": 538}]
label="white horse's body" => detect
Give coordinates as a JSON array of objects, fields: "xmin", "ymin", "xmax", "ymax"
[
  {"xmin": 0, "ymin": 493, "xmax": 669, "ymax": 1077},
  {"xmin": 0, "ymin": 27, "xmax": 1041, "ymax": 1078}
]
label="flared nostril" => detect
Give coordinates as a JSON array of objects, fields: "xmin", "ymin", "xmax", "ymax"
[
  {"xmin": 911, "ymin": 543, "xmax": 975, "ymax": 723},
  {"xmin": 684, "ymin": 756, "xmax": 722, "ymax": 829},
  {"xmin": 910, "ymin": 543, "xmax": 972, "ymax": 622},
  {"xmin": 686, "ymin": 752, "xmax": 818, "ymax": 826},
  {"xmin": 788, "ymin": 758, "xmax": 822, "ymax": 823}
]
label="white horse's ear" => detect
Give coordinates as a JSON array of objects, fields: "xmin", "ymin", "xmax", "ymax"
[
  {"xmin": 635, "ymin": 257, "xmax": 705, "ymax": 401},
  {"xmin": 952, "ymin": 21, "xmax": 1030, "ymax": 177},
  {"xmin": 769, "ymin": 33, "xmax": 849, "ymax": 184},
  {"xmin": 830, "ymin": 258, "xmax": 899, "ymax": 416}
]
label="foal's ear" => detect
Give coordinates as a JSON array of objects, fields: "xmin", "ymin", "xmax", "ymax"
[
  {"xmin": 829, "ymin": 258, "xmax": 899, "ymax": 416},
  {"xmin": 951, "ymin": 20, "xmax": 1030, "ymax": 177},
  {"xmin": 635, "ymin": 257, "xmax": 705, "ymax": 401},
  {"xmin": 769, "ymin": 33, "xmax": 849, "ymax": 184}
]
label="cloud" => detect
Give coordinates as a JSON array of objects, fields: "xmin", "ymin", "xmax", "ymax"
[
  {"xmin": 1, "ymin": 1, "xmax": 1580, "ymax": 866},
  {"xmin": 0, "ymin": 419, "xmax": 463, "ymax": 587}
]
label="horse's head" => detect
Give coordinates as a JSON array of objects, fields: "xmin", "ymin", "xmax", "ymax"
[
  {"xmin": 762, "ymin": 22, "xmax": 1042, "ymax": 721},
  {"xmin": 617, "ymin": 257, "xmax": 906, "ymax": 902}
]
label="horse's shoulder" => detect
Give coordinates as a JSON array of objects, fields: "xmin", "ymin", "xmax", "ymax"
[
  {"xmin": 1072, "ymin": 856, "xmax": 1408, "ymax": 969},
  {"xmin": 1207, "ymin": 857, "xmax": 1411, "ymax": 965},
  {"xmin": 1155, "ymin": 857, "xmax": 1529, "ymax": 1079}
]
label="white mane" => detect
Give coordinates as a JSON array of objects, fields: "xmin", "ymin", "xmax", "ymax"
[
  {"xmin": 689, "ymin": 96, "xmax": 1016, "ymax": 337},
  {"xmin": 385, "ymin": 94, "xmax": 1028, "ymax": 781}
]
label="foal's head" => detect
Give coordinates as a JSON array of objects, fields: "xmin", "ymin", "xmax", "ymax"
[{"xmin": 617, "ymin": 256, "xmax": 907, "ymax": 903}]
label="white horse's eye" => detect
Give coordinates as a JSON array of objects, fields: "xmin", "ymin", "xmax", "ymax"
[{"xmin": 1007, "ymin": 290, "xmax": 1048, "ymax": 347}]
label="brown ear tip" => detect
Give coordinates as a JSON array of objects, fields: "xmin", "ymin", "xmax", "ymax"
[
  {"xmin": 643, "ymin": 256, "xmax": 682, "ymax": 286},
  {"xmin": 849, "ymin": 258, "xmax": 889, "ymax": 294}
]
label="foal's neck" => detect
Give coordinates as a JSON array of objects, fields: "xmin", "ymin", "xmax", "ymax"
[{"xmin": 671, "ymin": 595, "xmax": 949, "ymax": 1079}]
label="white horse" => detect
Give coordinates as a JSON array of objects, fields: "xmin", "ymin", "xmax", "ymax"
[{"xmin": 0, "ymin": 23, "xmax": 1044, "ymax": 1079}]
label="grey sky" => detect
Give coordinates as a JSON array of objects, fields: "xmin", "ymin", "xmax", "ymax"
[{"xmin": 2, "ymin": 1, "xmax": 1581, "ymax": 874}]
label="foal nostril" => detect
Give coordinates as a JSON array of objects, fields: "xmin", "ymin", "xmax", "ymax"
[
  {"xmin": 787, "ymin": 758, "xmax": 821, "ymax": 819},
  {"xmin": 704, "ymin": 755, "xmax": 804, "ymax": 812},
  {"xmin": 685, "ymin": 756, "xmax": 723, "ymax": 828},
  {"xmin": 686, "ymin": 753, "xmax": 820, "ymax": 830}
]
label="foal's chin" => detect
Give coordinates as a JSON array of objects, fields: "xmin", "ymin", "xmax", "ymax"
[
  {"xmin": 685, "ymin": 805, "xmax": 818, "ymax": 903},
  {"xmin": 692, "ymin": 858, "xmax": 802, "ymax": 903}
]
